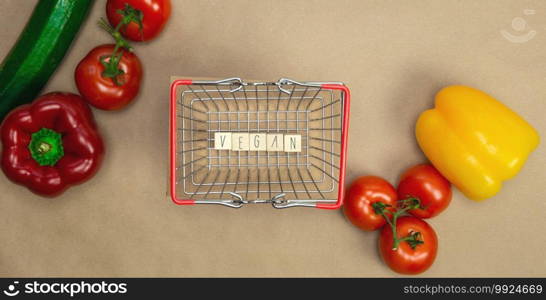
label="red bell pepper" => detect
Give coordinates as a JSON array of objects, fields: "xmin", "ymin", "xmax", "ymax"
[{"xmin": 1, "ymin": 92, "xmax": 104, "ymax": 196}]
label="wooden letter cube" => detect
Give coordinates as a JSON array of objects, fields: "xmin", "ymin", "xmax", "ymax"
[
  {"xmin": 266, "ymin": 134, "xmax": 284, "ymax": 151},
  {"xmin": 214, "ymin": 132, "xmax": 232, "ymax": 150},
  {"xmin": 249, "ymin": 133, "xmax": 267, "ymax": 151},
  {"xmin": 284, "ymin": 135, "xmax": 302, "ymax": 152},
  {"xmin": 232, "ymin": 133, "xmax": 250, "ymax": 151}
]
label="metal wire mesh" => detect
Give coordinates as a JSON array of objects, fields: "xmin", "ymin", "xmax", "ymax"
[{"xmin": 172, "ymin": 78, "xmax": 347, "ymax": 208}]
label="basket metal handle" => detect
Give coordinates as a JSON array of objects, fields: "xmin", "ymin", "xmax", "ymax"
[{"xmin": 189, "ymin": 78, "xmax": 344, "ymax": 94}]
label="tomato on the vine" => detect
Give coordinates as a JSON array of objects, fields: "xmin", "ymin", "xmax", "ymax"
[
  {"xmin": 106, "ymin": 0, "xmax": 171, "ymax": 42},
  {"xmin": 343, "ymin": 176, "xmax": 397, "ymax": 231},
  {"xmin": 75, "ymin": 44, "xmax": 142, "ymax": 111},
  {"xmin": 378, "ymin": 216, "xmax": 438, "ymax": 275},
  {"xmin": 397, "ymin": 164, "xmax": 452, "ymax": 219}
]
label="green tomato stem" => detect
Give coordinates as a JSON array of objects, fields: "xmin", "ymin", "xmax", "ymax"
[
  {"xmin": 97, "ymin": 3, "xmax": 143, "ymax": 86},
  {"xmin": 372, "ymin": 197, "xmax": 424, "ymax": 250}
]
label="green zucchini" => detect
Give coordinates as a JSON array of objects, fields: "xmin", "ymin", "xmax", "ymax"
[{"xmin": 0, "ymin": 0, "xmax": 94, "ymax": 121}]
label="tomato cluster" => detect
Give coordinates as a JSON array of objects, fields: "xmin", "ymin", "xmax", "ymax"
[
  {"xmin": 343, "ymin": 164, "xmax": 451, "ymax": 275},
  {"xmin": 75, "ymin": 0, "xmax": 171, "ymax": 110}
]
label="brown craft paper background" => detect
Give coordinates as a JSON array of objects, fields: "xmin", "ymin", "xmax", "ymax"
[{"xmin": 0, "ymin": 0, "xmax": 545, "ymax": 277}]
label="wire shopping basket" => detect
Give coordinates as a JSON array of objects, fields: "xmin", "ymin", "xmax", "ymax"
[{"xmin": 170, "ymin": 78, "xmax": 350, "ymax": 209}]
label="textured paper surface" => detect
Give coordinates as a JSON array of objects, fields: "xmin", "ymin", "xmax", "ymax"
[{"xmin": 0, "ymin": 0, "xmax": 545, "ymax": 277}]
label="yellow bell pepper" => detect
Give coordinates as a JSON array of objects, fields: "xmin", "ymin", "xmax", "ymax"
[{"xmin": 416, "ymin": 85, "xmax": 540, "ymax": 201}]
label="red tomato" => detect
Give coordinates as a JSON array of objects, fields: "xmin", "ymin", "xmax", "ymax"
[
  {"xmin": 106, "ymin": 0, "xmax": 171, "ymax": 42},
  {"xmin": 379, "ymin": 216, "xmax": 437, "ymax": 275},
  {"xmin": 397, "ymin": 164, "xmax": 452, "ymax": 219},
  {"xmin": 75, "ymin": 44, "xmax": 142, "ymax": 111},
  {"xmin": 343, "ymin": 176, "xmax": 397, "ymax": 231}
]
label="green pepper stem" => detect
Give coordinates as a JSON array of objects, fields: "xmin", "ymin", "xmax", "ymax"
[
  {"xmin": 37, "ymin": 142, "xmax": 52, "ymax": 154},
  {"xmin": 29, "ymin": 128, "xmax": 64, "ymax": 166}
]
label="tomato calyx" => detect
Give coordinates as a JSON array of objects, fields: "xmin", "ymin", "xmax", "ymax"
[
  {"xmin": 372, "ymin": 197, "xmax": 424, "ymax": 250},
  {"xmin": 99, "ymin": 52, "xmax": 125, "ymax": 86},
  {"xmin": 115, "ymin": 3, "xmax": 144, "ymax": 39},
  {"xmin": 100, "ymin": 4, "xmax": 143, "ymax": 46}
]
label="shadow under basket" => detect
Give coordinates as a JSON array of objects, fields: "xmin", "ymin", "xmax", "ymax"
[{"xmin": 170, "ymin": 78, "xmax": 351, "ymax": 209}]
